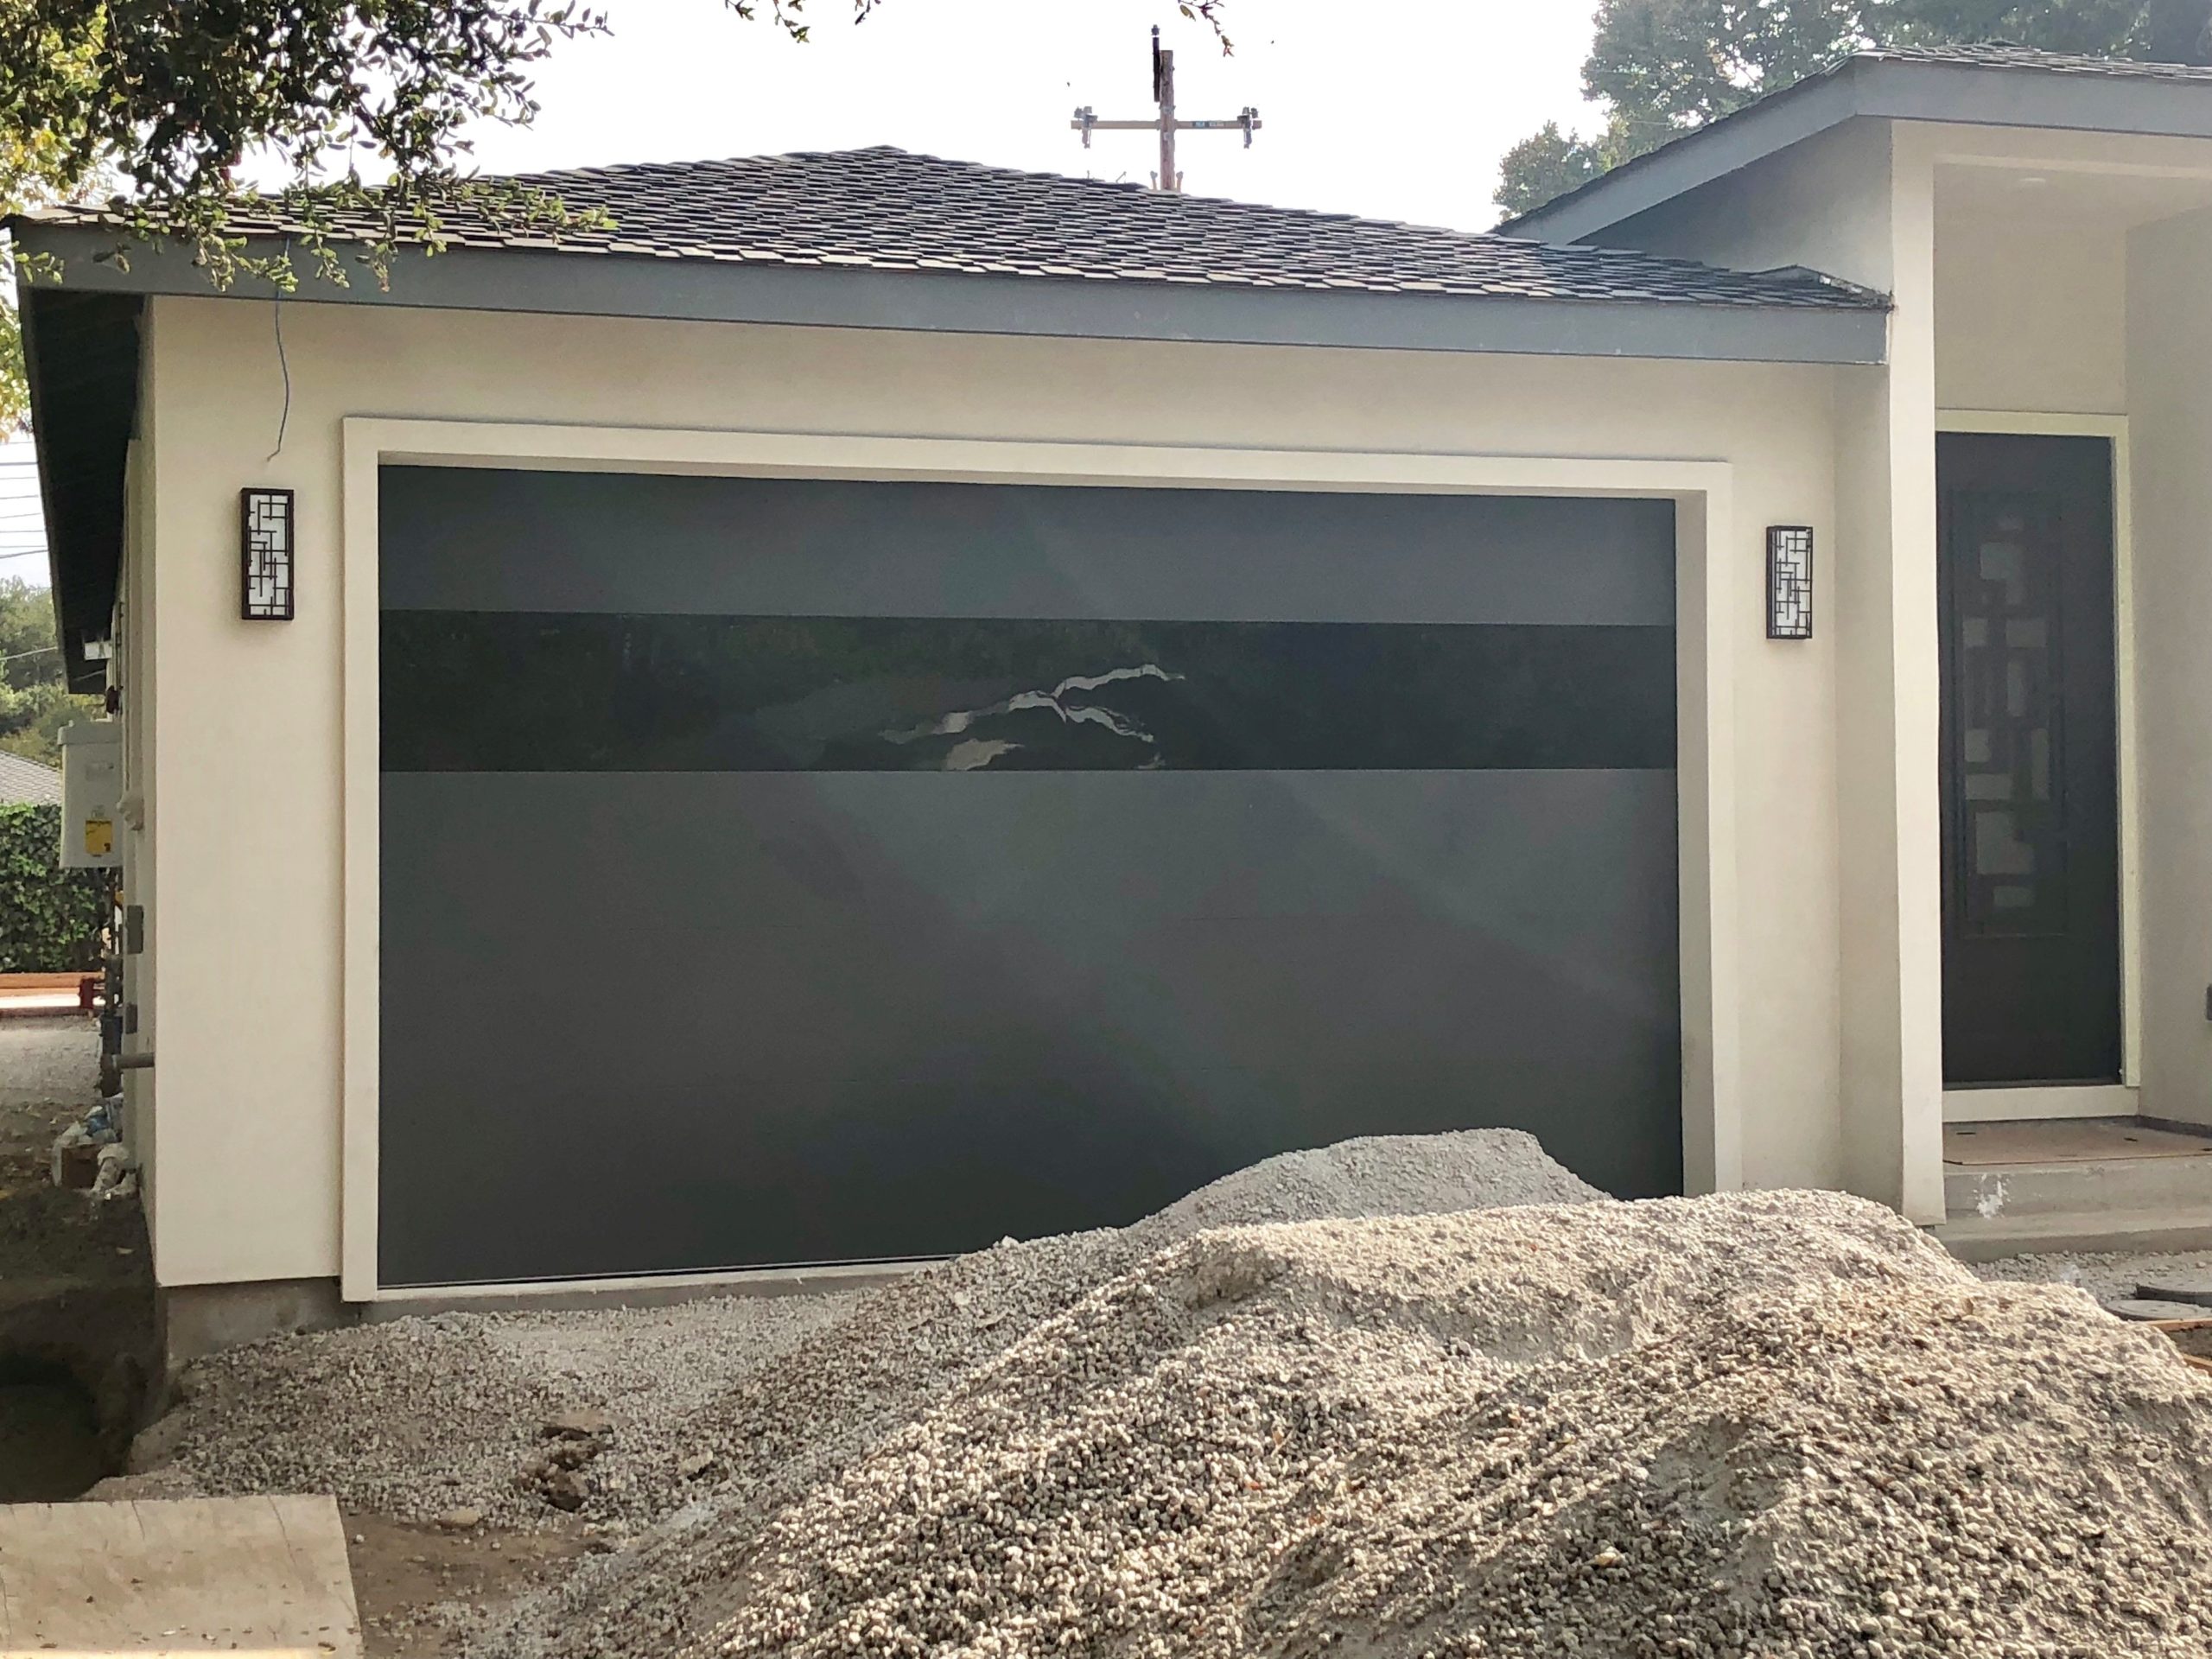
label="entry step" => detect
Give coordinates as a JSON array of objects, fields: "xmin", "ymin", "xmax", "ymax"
[
  {"xmin": 1942, "ymin": 1116, "xmax": 2212, "ymax": 1222},
  {"xmin": 1931, "ymin": 1205, "xmax": 2212, "ymax": 1263}
]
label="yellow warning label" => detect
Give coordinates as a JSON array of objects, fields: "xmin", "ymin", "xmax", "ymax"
[{"xmin": 84, "ymin": 817, "xmax": 114, "ymax": 857}]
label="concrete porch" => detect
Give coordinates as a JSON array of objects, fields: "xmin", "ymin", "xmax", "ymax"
[{"xmin": 1930, "ymin": 1116, "xmax": 2212, "ymax": 1260}]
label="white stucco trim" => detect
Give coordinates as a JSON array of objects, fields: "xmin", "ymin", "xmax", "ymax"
[
  {"xmin": 1936, "ymin": 410, "xmax": 2142, "ymax": 1109},
  {"xmin": 1942, "ymin": 1084, "xmax": 2139, "ymax": 1123},
  {"xmin": 338, "ymin": 416, "xmax": 1741, "ymax": 1301}
]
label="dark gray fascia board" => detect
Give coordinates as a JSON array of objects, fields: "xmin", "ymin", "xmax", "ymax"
[
  {"xmin": 9, "ymin": 220, "xmax": 1886, "ymax": 367},
  {"xmin": 1509, "ymin": 57, "xmax": 2212, "ymax": 243}
]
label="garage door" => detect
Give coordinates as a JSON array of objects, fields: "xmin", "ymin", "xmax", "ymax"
[{"xmin": 377, "ymin": 467, "xmax": 1680, "ymax": 1288}]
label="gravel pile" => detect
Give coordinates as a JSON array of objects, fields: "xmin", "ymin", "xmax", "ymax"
[
  {"xmin": 512, "ymin": 1191, "xmax": 2212, "ymax": 1659},
  {"xmin": 148, "ymin": 1293, "xmax": 852, "ymax": 1526},
  {"xmin": 1125, "ymin": 1127, "xmax": 1605, "ymax": 1252},
  {"xmin": 1978, "ymin": 1246, "xmax": 2212, "ymax": 1306},
  {"xmin": 591, "ymin": 1130, "xmax": 1598, "ymax": 1519},
  {"xmin": 140, "ymin": 1128, "xmax": 1590, "ymax": 1533}
]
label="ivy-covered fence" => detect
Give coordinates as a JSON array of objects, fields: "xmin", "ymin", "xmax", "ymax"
[{"xmin": 0, "ymin": 803, "xmax": 107, "ymax": 973}]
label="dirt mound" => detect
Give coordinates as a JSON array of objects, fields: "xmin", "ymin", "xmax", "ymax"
[{"xmin": 509, "ymin": 1192, "xmax": 2212, "ymax": 1659}]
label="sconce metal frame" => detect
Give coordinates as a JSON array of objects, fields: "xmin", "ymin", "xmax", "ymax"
[
  {"xmin": 1767, "ymin": 524, "xmax": 1814, "ymax": 640},
  {"xmin": 241, "ymin": 487, "xmax": 296, "ymax": 621}
]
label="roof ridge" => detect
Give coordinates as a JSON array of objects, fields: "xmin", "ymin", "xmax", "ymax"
[
  {"xmin": 22, "ymin": 143, "xmax": 1887, "ymax": 315},
  {"xmin": 1503, "ymin": 38, "xmax": 2212, "ymax": 233},
  {"xmin": 489, "ymin": 143, "xmax": 1866, "ymax": 292}
]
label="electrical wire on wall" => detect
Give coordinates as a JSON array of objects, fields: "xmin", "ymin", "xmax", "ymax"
[{"xmin": 266, "ymin": 262, "xmax": 293, "ymax": 464}]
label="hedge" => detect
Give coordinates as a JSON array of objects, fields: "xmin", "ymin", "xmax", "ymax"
[{"xmin": 0, "ymin": 803, "xmax": 108, "ymax": 973}]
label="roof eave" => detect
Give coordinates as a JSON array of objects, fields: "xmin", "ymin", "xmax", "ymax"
[
  {"xmin": 15, "ymin": 269, "xmax": 143, "ymax": 693},
  {"xmin": 1506, "ymin": 54, "xmax": 2212, "ymax": 244},
  {"xmin": 10, "ymin": 219, "xmax": 1887, "ymax": 368}
]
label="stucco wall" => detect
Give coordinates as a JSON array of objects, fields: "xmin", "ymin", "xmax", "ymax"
[
  {"xmin": 139, "ymin": 294, "xmax": 1852, "ymax": 1288},
  {"xmin": 2126, "ymin": 207, "xmax": 2212, "ymax": 1129},
  {"xmin": 119, "ymin": 415, "xmax": 156, "ymax": 1223},
  {"xmin": 1936, "ymin": 214, "xmax": 2127, "ymax": 416},
  {"xmin": 1587, "ymin": 118, "xmax": 1944, "ymax": 1222},
  {"xmin": 1591, "ymin": 120, "xmax": 1897, "ymax": 289}
]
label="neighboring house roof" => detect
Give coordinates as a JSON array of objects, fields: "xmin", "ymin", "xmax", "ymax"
[
  {"xmin": 1508, "ymin": 43, "xmax": 2212, "ymax": 243},
  {"xmin": 0, "ymin": 750, "xmax": 63, "ymax": 806}
]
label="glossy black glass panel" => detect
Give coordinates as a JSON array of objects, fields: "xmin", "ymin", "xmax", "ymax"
[
  {"xmin": 382, "ymin": 612, "xmax": 1674, "ymax": 773},
  {"xmin": 378, "ymin": 467, "xmax": 1678, "ymax": 629}
]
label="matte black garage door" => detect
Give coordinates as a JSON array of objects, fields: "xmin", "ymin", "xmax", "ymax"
[{"xmin": 378, "ymin": 467, "xmax": 1680, "ymax": 1287}]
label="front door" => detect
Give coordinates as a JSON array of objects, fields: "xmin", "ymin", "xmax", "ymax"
[{"xmin": 1938, "ymin": 431, "xmax": 2121, "ymax": 1087}]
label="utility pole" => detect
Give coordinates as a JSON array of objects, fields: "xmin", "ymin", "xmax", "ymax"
[{"xmin": 1071, "ymin": 26, "xmax": 1259, "ymax": 193}]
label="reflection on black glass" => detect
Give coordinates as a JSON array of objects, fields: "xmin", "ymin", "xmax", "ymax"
[
  {"xmin": 382, "ymin": 613, "xmax": 1674, "ymax": 773},
  {"xmin": 868, "ymin": 663, "xmax": 1181, "ymax": 770}
]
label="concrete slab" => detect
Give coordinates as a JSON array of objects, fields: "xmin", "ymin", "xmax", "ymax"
[{"xmin": 0, "ymin": 1495, "xmax": 361, "ymax": 1656}]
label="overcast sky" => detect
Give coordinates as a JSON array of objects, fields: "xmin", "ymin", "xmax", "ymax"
[
  {"xmin": 464, "ymin": 0, "xmax": 1605, "ymax": 232},
  {"xmin": 3, "ymin": 3, "xmax": 1608, "ymax": 581}
]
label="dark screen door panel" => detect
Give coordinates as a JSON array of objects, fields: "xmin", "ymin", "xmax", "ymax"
[
  {"xmin": 377, "ymin": 468, "xmax": 1682, "ymax": 1287},
  {"xmin": 1938, "ymin": 433, "xmax": 2120, "ymax": 1086}
]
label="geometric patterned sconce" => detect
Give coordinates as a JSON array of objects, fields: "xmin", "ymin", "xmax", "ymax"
[
  {"xmin": 1766, "ymin": 524, "xmax": 1814, "ymax": 639},
  {"xmin": 241, "ymin": 487, "xmax": 296, "ymax": 620}
]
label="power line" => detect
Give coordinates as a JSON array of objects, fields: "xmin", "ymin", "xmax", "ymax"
[{"xmin": 0, "ymin": 644, "xmax": 59, "ymax": 666}]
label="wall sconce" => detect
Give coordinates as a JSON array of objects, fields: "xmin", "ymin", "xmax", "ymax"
[
  {"xmin": 1766, "ymin": 525, "xmax": 1814, "ymax": 640},
  {"xmin": 241, "ymin": 487, "xmax": 296, "ymax": 620}
]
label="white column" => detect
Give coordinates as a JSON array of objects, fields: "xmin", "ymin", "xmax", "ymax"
[{"xmin": 1835, "ymin": 124, "xmax": 1946, "ymax": 1222}]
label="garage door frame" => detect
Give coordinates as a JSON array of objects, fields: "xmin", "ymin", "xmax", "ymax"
[{"xmin": 335, "ymin": 416, "xmax": 1743, "ymax": 1302}]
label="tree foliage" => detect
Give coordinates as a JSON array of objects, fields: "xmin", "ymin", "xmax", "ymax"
[
  {"xmin": 1, "ymin": 575, "xmax": 99, "ymax": 766},
  {"xmin": 0, "ymin": 297, "xmax": 22, "ymax": 429},
  {"xmin": 0, "ymin": 0, "xmax": 1227, "ymax": 427},
  {"xmin": 0, "ymin": 3, "xmax": 830, "ymax": 289},
  {"xmin": 0, "ymin": 802, "xmax": 105, "ymax": 972},
  {"xmin": 0, "ymin": 0, "xmax": 1233, "ymax": 283},
  {"xmin": 1495, "ymin": 122, "xmax": 1614, "ymax": 221},
  {"xmin": 1497, "ymin": 0, "xmax": 2212, "ymax": 216}
]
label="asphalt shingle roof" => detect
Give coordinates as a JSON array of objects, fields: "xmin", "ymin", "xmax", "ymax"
[
  {"xmin": 188, "ymin": 146, "xmax": 1880, "ymax": 313},
  {"xmin": 1848, "ymin": 41, "xmax": 2212, "ymax": 81},
  {"xmin": 1507, "ymin": 42, "xmax": 2212, "ymax": 232},
  {"xmin": 0, "ymin": 750, "xmax": 62, "ymax": 806}
]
